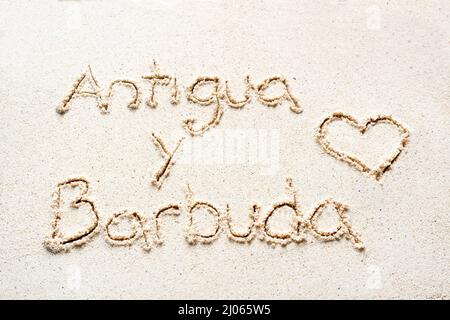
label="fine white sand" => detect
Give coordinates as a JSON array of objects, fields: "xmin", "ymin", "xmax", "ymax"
[{"xmin": 0, "ymin": 0, "xmax": 449, "ymax": 299}]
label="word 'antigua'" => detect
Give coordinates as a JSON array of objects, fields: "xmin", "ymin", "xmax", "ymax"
[{"xmin": 56, "ymin": 62, "xmax": 302, "ymax": 136}]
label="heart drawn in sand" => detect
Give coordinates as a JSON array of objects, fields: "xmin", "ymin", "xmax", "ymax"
[{"xmin": 316, "ymin": 112, "xmax": 410, "ymax": 180}]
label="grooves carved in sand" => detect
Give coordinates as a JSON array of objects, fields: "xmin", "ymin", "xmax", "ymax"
[
  {"xmin": 43, "ymin": 177, "xmax": 100, "ymax": 253},
  {"xmin": 56, "ymin": 63, "xmax": 302, "ymax": 136},
  {"xmin": 43, "ymin": 177, "xmax": 365, "ymax": 253},
  {"xmin": 316, "ymin": 112, "xmax": 410, "ymax": 180},
  {"xmin": 150, "ymin": 132, "xmax": 184, "ymax": 189}
]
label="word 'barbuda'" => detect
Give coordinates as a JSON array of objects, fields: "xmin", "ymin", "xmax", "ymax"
[{"xmin": 43, "ymin": 177, "xmax": 364, "ymax": 253}]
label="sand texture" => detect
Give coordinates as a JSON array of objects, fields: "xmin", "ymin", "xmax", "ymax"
[{"xmin": 0, "ymin": 0, "xmax": 449, "ymax": 299}]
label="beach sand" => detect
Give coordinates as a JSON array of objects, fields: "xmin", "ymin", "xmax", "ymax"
[{"xmin": 0, "ymin": 0, "xmax": 449, "ymax": 299}]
